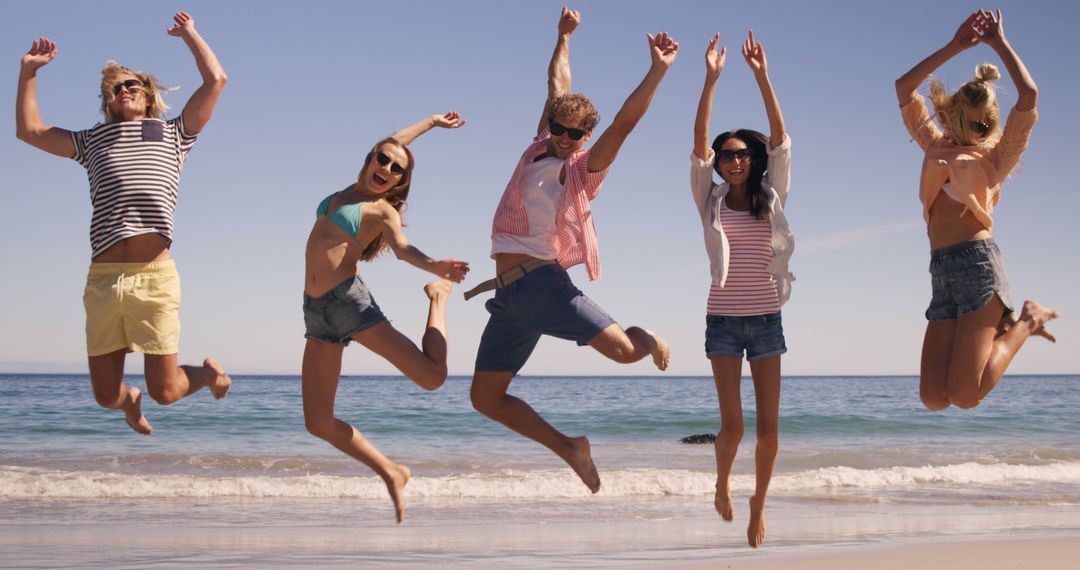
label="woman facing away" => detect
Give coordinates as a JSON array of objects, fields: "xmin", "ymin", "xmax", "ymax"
[
  {"xmin": 302, "ymin": 112, "xmax": 469, "ymax": 523},
  {"xmin": 15, "ymin": 12, "xmax": 229, "ymax": 435},
  {"xmin": 895, "ymin": 9, "xmax": 1057, "ymax": 411},
  {"xmin": 691, "ymin": 30, "xmax": 793, "ymax": 548}
]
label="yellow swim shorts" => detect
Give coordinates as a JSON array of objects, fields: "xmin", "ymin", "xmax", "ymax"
[{"xmin": 83, "ymin": 259, "xmax": 181, "ymax": 357}]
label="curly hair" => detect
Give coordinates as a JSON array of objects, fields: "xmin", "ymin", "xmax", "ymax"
[
  {"xmin": 356, "ymin": 137, "xmax": 415, "ymax": 261},
  {"xmin": 547, "ymin": 93, "xmax": 599, "ymax": 133},
  {"xmin": 929, "ymin": 62, "xmax": 1002, "ymax": 146},
  {"xmin": 710, "ymin": 129, "xmax": 771, "ymax": 220},
  {"xmin": 99, "ymin": 61, "xmax": 175, "ymax": 122}
]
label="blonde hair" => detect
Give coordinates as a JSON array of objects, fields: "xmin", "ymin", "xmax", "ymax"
[
  {"xmin": 548, "ymin": 93, "xmax": 600, "ymax": 133},
  {"xmin": 929, "ymin": 63, "xmax": 1002, "ymax": 146},
  {"xmin": 99, "ymin": 61, "xmax": 175, "ymax": 122}
]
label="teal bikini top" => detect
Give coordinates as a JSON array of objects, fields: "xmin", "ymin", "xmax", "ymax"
[{"xmin": 316, "ymin": 194, "xmax": 362, "ymax": 238}]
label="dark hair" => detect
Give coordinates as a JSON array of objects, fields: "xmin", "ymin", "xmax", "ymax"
[
  {"xmin": 357, "ymin": 137, "xmax": 414, "ymax": 261},
  {"xmin": 711, "ymin": 129, "xmax": 770, "ymax": 220}
]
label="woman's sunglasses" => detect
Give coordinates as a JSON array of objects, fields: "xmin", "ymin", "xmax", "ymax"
[
  {"xmin": 717, "ymin": 149, "xmax": 754, "ymax": 163},
  {"xmin": 376, "ymin": 151, "xmax": 407, "ymax": 175},
  {"xmin": 549, "ymin": 121, "xmax": 588, "ymax": 141},
  {"xmin": 970, "ymin": 120, "xmax": 991, "ymax": 135},
  {"xmin": 111, "ymin": 79, "xmax": 144, "ymax": 96}
]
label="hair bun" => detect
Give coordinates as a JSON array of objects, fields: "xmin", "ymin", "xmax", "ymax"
[{"xmin": 974, "ymin": 63, "xmax": 1001, "ymax": 83}]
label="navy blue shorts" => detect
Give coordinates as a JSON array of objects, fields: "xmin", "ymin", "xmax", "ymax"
[
  {"xmin": 704, "ymin": 312, "xmax": 787, "ymax": 361},
  {"xmin": 474, "ymin": 264, "xmax": 616, "ymax": 373},
  {"xmin": 303, "ymin": 276, "xmax": 388, "ymax": 345},
  {"xmin": 926, "ymin": 238, "xmax": 1013, "ymax": 321}
]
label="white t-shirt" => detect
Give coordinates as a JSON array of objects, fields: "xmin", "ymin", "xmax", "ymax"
[{"xmin": 491, "ymin": 156, "xmax": 563, "ymax": 260}]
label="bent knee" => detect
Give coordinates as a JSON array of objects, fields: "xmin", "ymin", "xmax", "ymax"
[
  {"xmin": 414, "ymin": 366, "xmax": 448, "ymax": 392},
  {"xmin": 921, "ymin": 392, "xmax": 951, "ymax": 410},
  {"xmin": 147, "ymin": 385, "xmax": 184, "ymax": 406},
  {"xmin": 92, "ymin": 388, "xmax": 123, "ymax": 409},
  {"xmin": 950, "ymin": 395, "xmax": 982, "ymax": 409},
  {"xmin": 305, "ymin": 417, "xmax": 337, "ymax": 441}
]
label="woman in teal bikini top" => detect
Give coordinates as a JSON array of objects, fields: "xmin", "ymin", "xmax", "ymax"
[{"xmin": 301, "ymin": 111, "xmax": 471, "ymax": 524}]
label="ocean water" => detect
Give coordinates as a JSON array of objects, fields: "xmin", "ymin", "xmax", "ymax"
[{"xmin": 2, "ymin": 374, "xmax": 1079, "ymax": 567}]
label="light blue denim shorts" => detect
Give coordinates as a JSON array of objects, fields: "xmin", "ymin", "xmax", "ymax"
[
  {"xmin": 926, "ymin": 238, "xmax": 1013, "ymax": 321},
  {"xmin": 704, "ymin": 312, "xmax": 787, "ymax": 361},
  {"xmin": 303, "ymin": 276, "xmax": 388, "ymax": 345}
]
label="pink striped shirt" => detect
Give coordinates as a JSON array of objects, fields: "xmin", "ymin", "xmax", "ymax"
[
  {"xmin": 491, "ymin": 129, "xmax": 609, "ymax": 281},
  {"xmin": 707, "ymin": 201, "xmax": 780, "ymax": 316}
]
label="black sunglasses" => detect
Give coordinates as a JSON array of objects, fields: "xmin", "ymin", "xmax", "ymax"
[
  {"xmin": 111, "ymin": 79, "xmax": 144, "ymax": 96},
  {"xmin": 376, "ymin": 151, "xmax": 407, "ymax": 176},
  {"xmin": 549, "ymin": 121, "xmax": 588, "ymax": 141},
  {"xmin": 717, "ymin": 148, "xmax": 754, "ymax": 163},
  {"xmin": 970, "ymin": 120, "xmax": 991, "ymax": 135}
]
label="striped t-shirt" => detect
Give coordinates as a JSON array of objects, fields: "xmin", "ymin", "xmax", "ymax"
[
  {"xmin": 71, "ymin": 117, "xmax": 197, "ymax": 258},
  {"xmin": 706, "ymin": 201, "xmax": 780, "ymax": 316}
]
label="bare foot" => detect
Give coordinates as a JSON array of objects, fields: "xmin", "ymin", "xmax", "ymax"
[
  {"xmin": 123, "ymin": 387, "xmax": 153, "ymax": 435},
  {"xmin": 646, "ymin": 330, "xmax": 670, "ymax": 371},
  {"xmin": 1019, "ymin": 300, "xmax": 1059, "ymax": 343},
  {"xmin": 714, "ymin": 484, "xmax": 733, "ymax": 522},
  {"xmin": 747, "ymin": 495, "xmax": 766, "ymax": 548},
  {"xmin": 204, "ymin": 357, "xmax": 231, "ymax": 399},
  {"xmin": 384, "ymin": 463, "xmax": 411, "ymax": 524},
  {"xmin": 424, "ymin": 279, "xmax": 452, "ymax": 301},
  {"xmin": 566, "ymin": 436, "xmax": 601, "ymax": 494}
]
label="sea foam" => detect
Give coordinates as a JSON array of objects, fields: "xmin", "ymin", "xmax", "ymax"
[{"xmin": 3, "ymin": 461, "xmax": 1080, "ymax": 500}]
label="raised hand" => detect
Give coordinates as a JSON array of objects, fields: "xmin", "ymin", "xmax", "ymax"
[
  {"xmin": 705, "ymin": 32, "xmax": 726, "ymax": 79},
  {"xmin": 435, "ymin": 259, "xmax": 470, "ymax": 283},
  {"xmin": 432, "ymin": 110, "xmax": 467, "ymax": 130},
  {"xmin": 978, "ymin": 9, "xmax": 1006, "ymax": 47},
  {"xmin": 950, "ymin": 10, "xmax": 988, "ymax": 49},
  {"xmin": 22, "ymin": 38, "xmax": 57, "ymax": 72},
  {"xmin": 167, "ymin": 11, "xmax": 196, "ymax": 38},
  {"xmin": 648, "ymin": 32, "xmax": 679, "ymax": 69},
  {"xmin": 558, "ymin": 6, "xmax": 581, "ymax": 36},
  {"xmin": 742, "ymin": 30, "xmax": 767, "ymax": 76}
]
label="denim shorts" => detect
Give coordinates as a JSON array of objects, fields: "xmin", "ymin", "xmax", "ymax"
[
  {"xmin": 926, "ymin": 238, "xmax": 1013, "ymax": 321},
  {"xmin": 704, "ymin": 312, "xmax": 787, "ymax": 361},
  {"xmin": 303, "ymin": 275, "xmax": 388, "ymax": 345},
  {"xmin": 475, "ymin": 264, "xmax": 616, "ymax": 373}
]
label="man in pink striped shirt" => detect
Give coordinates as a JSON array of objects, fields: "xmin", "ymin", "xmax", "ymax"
[{"xmin": 466, "ymin": 7, "xmax": 674, "ymax": 494}]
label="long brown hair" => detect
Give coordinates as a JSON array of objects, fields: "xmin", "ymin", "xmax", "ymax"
[{"xmin": 358, "ymin": 137, "xmax": 415, "ymax": 261}]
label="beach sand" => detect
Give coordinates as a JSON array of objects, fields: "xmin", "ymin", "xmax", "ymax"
[{"xmin": 668, "ymin": 535, "xmax": 1080, "ymax": 570}]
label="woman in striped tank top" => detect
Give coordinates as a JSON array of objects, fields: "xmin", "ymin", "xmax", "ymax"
[
  {"xmin": 690, "ymin": 31, "xmax": 794, "ymax": 548},
  {"xmin": 15, "ymin": 12, "xmax": 228, "ymax": 436}
]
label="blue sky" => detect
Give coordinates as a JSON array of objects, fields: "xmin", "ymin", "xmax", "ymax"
[{"xmin": 2, "ymin": 1, "xmax": 1076, "ymax": 376}]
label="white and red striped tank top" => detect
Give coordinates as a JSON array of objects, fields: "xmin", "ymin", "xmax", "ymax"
[{"xmin": 706, "ymin": 200, "xmax": 780, "ymax": 316}]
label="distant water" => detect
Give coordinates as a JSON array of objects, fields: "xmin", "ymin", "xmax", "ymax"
[{"xmin": 2, "ymin": 374, "xmax": 1079, "ymax": 566}]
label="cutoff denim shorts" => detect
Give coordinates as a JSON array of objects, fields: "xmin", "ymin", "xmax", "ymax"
[
  {"xmin": 926, "ymin": 238, "xmax": 1013, "ymax": 321},
  {"xmin": 303, "ymin": 275, "xmax": 388, "ymax": 345},
  {"xmin": 475, "ymin": 264, "xmax": 615, "ymax": 374},
  {"xmin": 704, "ymin": 312, "xmax": 787, "ymax": 361}
]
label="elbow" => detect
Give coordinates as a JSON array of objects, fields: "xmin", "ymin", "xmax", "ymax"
[{"xmin": 208, "ymin": 71, "xmax": 228, "ymax": 91}]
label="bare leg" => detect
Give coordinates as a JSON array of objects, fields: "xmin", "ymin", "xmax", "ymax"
[
  {"xmin": 746, "ymin": 355, "xmax": 781, "ymax": 548},
  {"xmin": 587, "ymin": 324, "xmax": 670, "ymax": 371},
  {"xmin": 88, "ymin": 350, "xmax": 152, "ymax": 435},
  {"xmin": 920, "ymin": 320, "xmax": 956, "ymax": 410},
  {"xmin": 946, "ymin": 297, "xmax": 1059, "ymax": 409},
  {"xmin": 143, "ymin": 353, "xmax": 231, "ymax": 406},
  {"xmin": 710, "ymin": 356, "xmax": 744, "ymax": 522},
  {"xmin": 302, "ymin": 338, "xmax": 411, "ymax": 522},
  {"xmin": 352, "ymin": 280, "xmax": 452, "ymax": 391},
  {"xmin": 471, "ymin": 370, "xmax": 600, "ymax": 493}
]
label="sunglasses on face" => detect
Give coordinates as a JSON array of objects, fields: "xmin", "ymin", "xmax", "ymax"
[
  {"xmin": 549, "ymin": 121, "xmax": 588, "ymax": 141},
  {"xmin": 376, "ymin": 151, "xmax": 407, "ymax": 176},
  {"xmin": 717, "ymin": 148, "xmax": 754, "ymax": 163},
  {"xmin": 970, "ymin": 120, "xmax": 991, "ymax": 135},
  {"xmin": 111, "ymin": 79, "xmax": 144, "ymax": 96}
]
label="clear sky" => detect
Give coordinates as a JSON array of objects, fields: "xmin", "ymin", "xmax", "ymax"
[{"xmin": 1, "ymin": 1, "xmax": 1076, "ymax": 376}]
